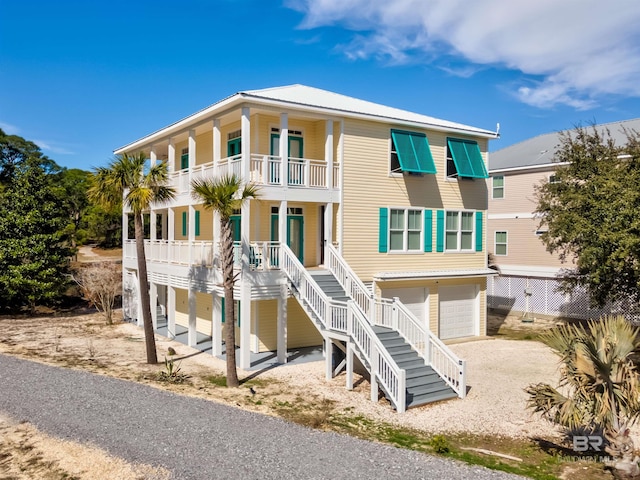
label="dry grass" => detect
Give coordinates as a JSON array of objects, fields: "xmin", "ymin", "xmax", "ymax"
[{"xmin": 0, "ymin": 414, "xmax": 170, "ymax": 480}]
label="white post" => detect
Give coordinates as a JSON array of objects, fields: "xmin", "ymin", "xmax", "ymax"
[
  {"xmin": 135, "ymin": 271, "xmax": 143, "ymax": 328},
  {"xmin": 325, "ymin": 120, "xmax": 333, "ymax": 189},
  {"xmin": 241, "ymin": 107, "xmax": 251, "ymax": 180},
  {"xmin": 150, "ymin": 146, "xmax": 157, "ymax": 167},
  {"xmin": 338, "ymin": 119, "xmax": 344, "ymax": 253},
  {"xmin": 277, "ymin": 283, "xmax": 288, "ymax": 363},
  {"xmin": 239, "ymin": 282, "xmax": 251, "ymax": 370},
  {"xmin": 370, "ymin": 344, "xmax": 379, "ymax": 402},
  {"xmin": 280, "ymin": 113, "xmax": 288, "ymax": 186},
  {"xmin": 325, "ymin": 338, "xmax": 333, "ymax": 380},
  {"xmin": 279, "ymin": 200, "xmax": 287, "ymax": 250},
  {"xmin": 167, "ymin": 285, "xmax": 176, "ymax": 338},
  {"xmin": 212, "ymin": 293, "xmax": 222, "ymax": 356},
  {"xmin": 346, "ymin": 342, "xmax": 353, "ymax": 390},
  {"xmin": 213, "ymin": 119, "xmax": 221, "ymax": 170},
  {"xmin": 167, "ymin": 138, "xmax": 175, "ymax": 173},
  {"xmin": 150, "ymin": 282, "xmax": 158, "ymax": 330},
  {"xmin": 188, "ymin": 286, "xmax": 197, "ymax": 347},
  {"xmin": 324, "ymin": 202, "xmax": 333, "ymax": 266}
]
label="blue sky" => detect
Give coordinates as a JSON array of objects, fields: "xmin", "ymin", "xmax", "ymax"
[{"xmin": 1, "ymin": 0, "xmax": 639, "ymax": 171}]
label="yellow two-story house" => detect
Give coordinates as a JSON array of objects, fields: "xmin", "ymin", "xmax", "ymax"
[{"xmin": 118, "ymin": 85, "xmax": 498, "ymax": 412}]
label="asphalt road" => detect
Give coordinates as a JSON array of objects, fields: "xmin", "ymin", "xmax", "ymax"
[{"xmin": 0, "ymin": 354, "xmax": 524, "ymax": 479}]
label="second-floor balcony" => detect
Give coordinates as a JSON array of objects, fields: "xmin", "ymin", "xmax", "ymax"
[
  {"xmin": 169, "ymin": 154, "xmax": 340, "ymax": 194},
  {"xmin": 124, "ymin": 239, "xmax": 281, "ymax": 272}
]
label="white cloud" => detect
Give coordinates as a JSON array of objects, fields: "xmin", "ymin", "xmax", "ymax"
[
  {"xmin": 287, "ymin": 0, "xmax": 640, "ymax": 109},
  {"xmin": 0, "ymin": 122, "xmax": 20, "ymax": 135},
  {"xmin": 33, "ymin": 139, "xmax": 75, "ymax": 155}
]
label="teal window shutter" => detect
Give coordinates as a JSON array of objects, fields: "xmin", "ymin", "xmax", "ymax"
[
  {"xmin": 181, "ymin": 154, "xmax": 189, "ymax": 170},
  {"xmin": 181, "ymin": 211, "xmax": 187, "ymax": 237},
  {"xmin": 446, "ymin": 138, "xmax": 488, "ymax": 179},
  {"xmin": 221, "ymin": 297, "xmax": 225, "ymax": 323},
  {"xmin": 237, "ymin": 301, "xmax": 241, "ymax": 327},
  {"xmin": 195, "ymin": 210, "xmax": 200, "ymax": 237},
  {"xmin": 436, "ymin": 210, "xmax": 444, "ymax": 252},
  {"xmin": 423, "ymin": 210, "xmax": 433, "ymax": 252},
  {"xmin": 379, "ymin": 208, "xmax": 388, "ymax": 253},
  {"xmin": 475, "ymin": 211, "xmax": 483, "ymax": 252},
  {"xmin": 391, "ymin": 130, "xmax": 437, "ymax": 174}
]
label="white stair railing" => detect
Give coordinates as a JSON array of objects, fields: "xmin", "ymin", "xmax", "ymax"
[
  {"xmin": 280, "ymin": 244, "xmax": 406, "ymax": 412},
  {"xmin": 393, "ymin": 301, "xmax": 466, "ymax": 398},
  {"xmin": 326, "ymin": 244, "xmax": 466, "ymax": 399}
]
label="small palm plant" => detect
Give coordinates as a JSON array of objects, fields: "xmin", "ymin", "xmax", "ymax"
[
  {"xmin": 191, "ymin": 174, "xmax": 258, "ymax": 387},
  {"xmin": 526, "ymin": 316, "xmax": 640, "ymax": 478}
]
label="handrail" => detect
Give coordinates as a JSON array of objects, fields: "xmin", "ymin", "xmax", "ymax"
[
  {"xmin": 326, "ymin": 244, "xmax": 375, "ymax": 320},
  {"xmin": 280, "ymin": 244, "xmax": 405, "ymax": 411},
  {"xmin": 393, "ymin": 300, "xmax": 466, "ymax": 398}
]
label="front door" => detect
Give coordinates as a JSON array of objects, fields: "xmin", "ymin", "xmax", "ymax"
[{"xmin": 271, "ymin": 213, "xmax": 304, "ymax": 264}]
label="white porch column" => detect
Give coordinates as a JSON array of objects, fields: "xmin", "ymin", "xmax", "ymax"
[
  {"xmin": 239, "ymin": 282, "xmax": 251, "ymax": 370},
  {"xmin": 278, "ymin": 200, "xmax": 287, "ymax": 251},
  {"xmin": 277, "ymin": 283, "xmax": 288, "ymax": 363},
  {"xmin": 188, "ymin": 286, "xmax": 197, "ymax": 347},
  {"xmin": 324, "ymin": 202, "xmax": 333, "ymax": 265},
  {"xmin": 168, "ymin": 208, "xmax": 175, "ymax": 240},
  {"xmin": 188, "ymin": 129, "xmax": 196, "ymax": 170},
  {"xmin": 188, "ymin": 205, "xmax": 195, "ymax": 262},
  {"xmin": 325, "ymin": 120, "xmax": 333, "ymax": 189},
  {"xmin": 167, "ymin": 285, "xmax": 176, "ymax": 338},
  {"xmin": 212, "ymin": 293, "xmax": 222, "ymax": 356},
  {"xmin": 122, "ymin": 212, "xmax": 129, "ymax": 243},
  {"xmin": 280, "ymin": 113, "xmax": 288, "ymax": 186},
  {"xmin": 150, "ymin": 211, "xmax": 157, "ymax": 241},
  {"xmin": 241, "ymin": 107, "xmax": 250, "ymax": 180},
  {"xmin": 325, "ymin": 338, "xmax": 333, "ymax": 380},
  {"xmin": 213, "ymin": 119, "xmax": 221, "ymax": 168},
  {"xmin": 135, "ymin": 271, "xmax": 143, "ymax": 328},
  {"xmin": 168, "ymin": 138, "xmax": 175, "ymax": 173},
  {"xmin": 150, "ymin": 282, "xmax": 158, "ymax": 330},
  {"xmin": 338, "ymin": 119, "xmax": 345, "ymax": 254},
  {"xmin": 150, "ymin": 146, "xmax": 157, "ymax": 167},
  {"xmin": 346, "ymin": 342, "xmax": 354, "ymax": 390}
]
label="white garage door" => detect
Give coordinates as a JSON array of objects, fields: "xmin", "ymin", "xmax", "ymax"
[
  {"xmin": 439, "ymin": 285, "xmax": 477, "ymax": 340},
  {"xmin": 382, "ymin": 287, "xmax": 428, "ymax": 324}
]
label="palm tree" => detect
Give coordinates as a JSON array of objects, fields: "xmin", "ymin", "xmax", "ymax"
[
  {"xmin": 89, "ymin": 152, "xmax": 175, "ymax": 364},
  {"xmin": 526, "ymin": 316, "xmax": 640, "ymax": 478},
  {"xmin": 191, "ymin": 174, "xmax": 258, "ymax": 387}
]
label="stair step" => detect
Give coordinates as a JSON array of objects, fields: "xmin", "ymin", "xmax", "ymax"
[
  {"xmin": 407, "ymin": 389, "xmax": 458, "ymax": 408},
  {"xmin": 408, "ymin": 381, "xmax": 453, "ymax": 396},
  {"xmin": 389, "ymin": 351, "xmax": 419, "ymax": 362},
  {"xmin": 386, "ymin": 344, "xmax": 414, "ymax": 355},
  {"xmin": 379, "ymin": 338, "xmax": 407, "ymax": 349},
  {"xmin": 406, "ymin": 374, "xmax": 442, "ymax": 388}
]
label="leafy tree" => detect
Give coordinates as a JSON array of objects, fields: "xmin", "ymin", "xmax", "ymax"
[
  {"xmin": 191, "ymin": 174, "xmax": 258, "ymax": 387},
  {"xmin": 59, "ymin": 168, "xmax": 91, "ymax": 256},
  {"xmin": 526, "ymin": 317, "xmax": 640, "ymax": 478},
  {"xmin": 89, "ymin": 152, "xmax": 175, "ymax": 364},
  {"xmin": 535, "ymin": 126, "xmax": 640, "ymax": 310},
  {"xmin": 0, "ymin": 129, "xmax": 73, "ymax": 312}
]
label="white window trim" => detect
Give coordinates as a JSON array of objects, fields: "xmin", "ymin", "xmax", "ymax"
[
  {"xmin": 389, "ymin": 136, "xmax": 403, "ymax": 177},
  {"xmin": 444, "ymin": 210, "xmax": 476, "ymax": 253},
  {"xmin": 492, "ymin": 175, "xmax": 505, "ymax": 199},
  {"xmin": 494, "ymin": 230, "xmax": 508, "ymax": 256},
  {"xmin": 388, "ymin": 207, "xmax": 424, "ymax": 253}
]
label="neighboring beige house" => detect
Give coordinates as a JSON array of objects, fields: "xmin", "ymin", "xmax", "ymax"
[
  {"xmin": 119, "ymin": 85, "xmax": 498, "ymax": 411},
  {"xmin": 487, "ymin": 118, "xmax": 640, "ymax": 319}
]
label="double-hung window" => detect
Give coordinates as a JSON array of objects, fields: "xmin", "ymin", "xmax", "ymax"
[
  {"xmin": 389, "ymin": 208, "xmax": 423, "ymax": 252},
  {"xmin": 445, "ymin": 211, "xmax": 474, "ymax": 251},
  {"xmin": 492, "ymin": 176, "xmax": 504, "ymax": 199},
  {"xmin": 495, "ymin": 231, "xmax": 507, "ymax": 255}
]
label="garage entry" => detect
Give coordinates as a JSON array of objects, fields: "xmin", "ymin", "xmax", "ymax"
[
  {"xmin": 438, "ymin": 285, "xmax": 477, "ymax": 340},
  {"xmin": 381, "ymin": 287, "xmax": 428, "ymax": 325}
]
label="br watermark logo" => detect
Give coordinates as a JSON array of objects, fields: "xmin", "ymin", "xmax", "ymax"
[{"xmin": 572, "ymin": 435, "xmax": 603, "ymax": 452}]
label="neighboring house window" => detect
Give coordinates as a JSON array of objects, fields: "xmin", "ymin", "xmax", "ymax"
[
  {"xmin": 446, "ymin": 138, "xmax": 488, "ymax": 179},
  {"xmin": 445, "ymin": 211, "xmax": 475, "ymax": 251},
  {"xmin": 535, "ymin": 229, "xmax": 547, "ymax": 236},
  {"xmin": 180, "ymin": 148, "xmax": 189, "ymax": 170},
  {"xmin": 495, "ymin": 231, "xmax": 507, "ymax": 255},
  {"xmin": 492, "ymin": 176, "xmax": 504, "ymax": 199},
  {"xmin": 390, "ymin": 130, "xmax": 436, "ymax": 174},
  {"xmin": 549, "ymin": 174, "xmax": 559, "ymax": 184},
  {"xmin": 389, "ymin": 208, "xmax": 423, "ymax": 252}
]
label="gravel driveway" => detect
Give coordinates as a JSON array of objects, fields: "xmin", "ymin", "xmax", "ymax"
[{"xmin": 0, "ymin": 354, "xmax": 524, "ymax": 479}]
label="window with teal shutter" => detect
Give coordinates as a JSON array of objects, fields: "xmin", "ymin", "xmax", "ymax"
[
  {"xmin": 446, "ymin": 138, "xmax": 488, "ymax": 179},
  {"xmin": 181, "ymin": 211, "xmax": 187, "ymax": 237},
  {"xmin": 390, "ymin": 130, "xmax": 437, "ymax": 174},
  {"xmin": 180, "ymin": 154, "xmax": 189, "ymax": 170},
  {"xmin": 475, "ymin": 211, "xmax": 483, "ymax": 252},
  {"xmin": 195, "ymin": 210, "xmax": 200, "ymax": 237},
  {"xmin": 379, "ymin": 208, "xmax": 388, "ymax": 253},
  {"xmin": 436, "ymin": 210, "xmax": 444, "ymax": 252},
  {"xmin": 424, "ymin": 210, "xmax": 433, "ymax": 252}
]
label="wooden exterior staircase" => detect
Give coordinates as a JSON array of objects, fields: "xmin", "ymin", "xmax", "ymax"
[{"xmin": 280, "ymin": 244, "xmax": 466, "ymax": 412}]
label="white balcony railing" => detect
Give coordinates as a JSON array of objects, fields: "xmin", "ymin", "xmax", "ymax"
[
  {"xmin": 167, "ymin": 154, "xmax": 340, "ymax": 194},
  {"xmin": 125, "ymin": 239, "xmax": 280, "ymax": 271}
]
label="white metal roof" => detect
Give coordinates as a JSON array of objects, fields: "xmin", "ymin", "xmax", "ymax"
[{"xmin": 116, "ymin": 84, "xmax": 497, "ymax": 152}]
